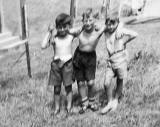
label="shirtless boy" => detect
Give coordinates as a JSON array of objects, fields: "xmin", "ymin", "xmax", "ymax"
[
  {"xmin": 41, "ymin": 13, "xmax": 77, "ymax": 115},
  {"xmin": 101, "ymin": 16, "xmax": 138, "ymax": 114},
  {"xmin": 72, "ymin": 8, "xmax": 106, "ymax": 114}
]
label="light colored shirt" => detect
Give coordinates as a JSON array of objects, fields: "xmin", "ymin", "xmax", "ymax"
[{"xmin": 53, "ymin": 35, "xmax": 74, "ymax": 62}]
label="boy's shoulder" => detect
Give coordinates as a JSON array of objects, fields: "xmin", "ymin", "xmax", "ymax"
[
  {"xmin": 94, "ymin": 21, "xmax": 105, "ymax": 31},
  {"xmin": 55, "ymin": 34, "xmax": 74, "ymax": 41},
  {"xmin": 116, "ymin": 22, "xmax": 125, "ymax": 33}
]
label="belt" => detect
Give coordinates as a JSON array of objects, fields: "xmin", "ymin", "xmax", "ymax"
[
  {"xmin": 109, "ymin": 49, "xmax": 124, "ymax": 57},
  {"xmin": 53, "ymin": 58, "xmax": 72, "ymax": 68},
  {"xmin": 76, "ymin": 47, "xmax": 95, "ymax": 54}
]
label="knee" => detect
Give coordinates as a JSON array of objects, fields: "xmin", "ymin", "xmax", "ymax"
[
  {"xmin": 54, "ymin": 86, "xmax": 61, "ymax": 95},
  {"xmin": 65, "ymin": 85, "xmax": 72, "ymax": 94},
  {"xmin": 78, "ymin": 81, "xmax": 85, "ymax": 87},
  {"xmin": 104, "ymin": 80, "xmax": 110, "ymax": 87},
  {"xmin": 104, "ymin": 78, "xmax": 113, "ymax": 91},
  {"xmin": 87, "ymin": 80, "xmax": 95, "ymax": 87}
]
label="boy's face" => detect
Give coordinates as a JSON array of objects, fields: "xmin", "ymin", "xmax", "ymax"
[
  {"xmin": 106, "ymin": 19, "xmax": 119, "ymax": 33},
  {"xmin": 56, "ymin": 24, "xmax": 70, "ymax": 37},
  {"xmin": 83, "ymin": 16, "xmax": 94, "ymax": 31}
]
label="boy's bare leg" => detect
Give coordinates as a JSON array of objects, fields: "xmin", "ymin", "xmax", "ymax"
[
  {"xmin": 88, "ymin": 80, "xmax": 95, "ymax": 100},
  {"xmin": 87, "ymin": 80, "xmax": 98, "ymax": 111},
  {"xmin": 115, "ymin": 78, "xmax": 123, "ymax": 101},
  {"xmin": 101, "ymin": 78, "xmax": 118, "ymax": 114},
  {"xmin": 65, "ymin": 85, "xmax": 73, "ymax": 112},
  {"xmin": 78, "ymin": 81, "xmax": 89, "ymax": 114},
  {"xmin": 78, "ymin": 81, "xmax": 88, "ymax": 102},
  {"xmin": 54, "ymin": 86, "xmax": 61, "ymax": 115}
]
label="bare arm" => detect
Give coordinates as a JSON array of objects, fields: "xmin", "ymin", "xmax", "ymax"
[
  {"xmin": 41, "ymin": 28, "xmax": 56, "ymax": 49},
  {"xmin": 41, "ymin": 22, "xmax": 56, "ymax": 49},
  {"xmin": 122, "ymin": 28, "xmax": 138, "ymax": 44},
  {"xmin": 124, "ymin": 29, "xmax": 138, "ymax": 44},
  {"xmin": 68, "ymin": 26, "xmax": 83, "ymax": 37},
  {"xmin": 41, "ymin": 31, "xmax": 52, "ymax": 49},
  {"xmin": 97, "ymin": 25, "xmax": 106, "ymax": 39}
]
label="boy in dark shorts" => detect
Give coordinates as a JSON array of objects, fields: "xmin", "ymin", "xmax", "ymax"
[
  {"xmin": 72, "ymin": 8, "xmax": 106, "ymax": 114},
  {"xmin": 101, "ymin": 14, "xmax": 138, "ymax": 114},
  {"xmin": 41, "ymin": 13, "xmax": 79, "ymax": 115}
]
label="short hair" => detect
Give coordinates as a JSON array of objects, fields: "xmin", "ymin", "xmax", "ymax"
[
  {"xmin": 105, "ymin": 17, "xmax": 119, "ymax": 25},
  {"xmin": 55, "ymin": 13, "xmax": 71, "ymax": 28},
  {"xmin": 82, "ymin": 8, "xmax": 93, "ymax": 21}
]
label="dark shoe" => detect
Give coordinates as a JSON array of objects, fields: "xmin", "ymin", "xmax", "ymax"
[
  {"xmin": 79, "ymin": 104, "xmax": 88, "ymax": 114},
  {"xmin": 79, "ymin": 98, "xmax": 89, "ymax": 114},
  {"xmin": 118, "ymin": 93, "xmax": 124, "ymax": 103}
]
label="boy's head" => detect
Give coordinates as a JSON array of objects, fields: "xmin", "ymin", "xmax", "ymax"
[
  {"xmin": 105, "ymin": 1, "xmax": 120, "ymax": 34},
  {"xmin": 105, "ymin": 17, "xmax": 119, "ymax": 34},
  {"xmin": 82, "ymin": 8, "xmax": 95, "ymax": 32},
  {"xmin": 55, "ymin": 13, "xmax": 71, "ymax": 37}
]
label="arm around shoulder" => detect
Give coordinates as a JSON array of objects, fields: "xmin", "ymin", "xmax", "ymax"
[
  {"xmin": 68, "ymin": 26, "xmax": 83, "ymax": 37},
  {"xmin": 97, "ymin": 24, "xmax": 106, "ymax": 38}
]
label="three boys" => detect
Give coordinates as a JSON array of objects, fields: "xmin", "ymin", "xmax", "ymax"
[{"xmin": 42, "ymin": 8, "xmax": 138, "ymax": 115}]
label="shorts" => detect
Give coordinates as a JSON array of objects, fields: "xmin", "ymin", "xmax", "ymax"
[
  {"xmin": 48, "ymin": 58, "xmax": 73, "ymax": 87},
  {"xmin": 106, "ymin": 61, "xmax": 127, "ymax": 80},
  {"xmin": 105, "ymin": 50, "xmax": 128, "ymax": 82},
  {"xmin": 73, "ymin": 47, "xmax": 96, "ymax": 82}
]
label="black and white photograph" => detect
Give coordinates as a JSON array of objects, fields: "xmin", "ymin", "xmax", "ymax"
[{"xmin": 0, "ymin": 0, "xmax": 160, "ymax": 126}]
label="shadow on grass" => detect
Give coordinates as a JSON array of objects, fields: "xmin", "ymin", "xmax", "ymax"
[
  {"xmin": 0, "ymin": 74, "xmax": 29, "ymax": 90},
  {"xmin": 0, "ymin": 71, "xmax": 48, "ymax": 90},
  {"xmin": 45, "ymin": 89, "xmax": 109, "ymax": 111},
  {"xmin": 33, "ymin": 71, "xmax": 48, "ymax": 80}
]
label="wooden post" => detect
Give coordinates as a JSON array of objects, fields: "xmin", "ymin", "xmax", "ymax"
[
  {"xmin": 101, "ymin": 0, "xmax": 110, "ymax": 19},
  {"xmin": 20, "ymin": 0, "xmax": 32, "ymax": 78},
  {"xmin": 106, "ymin": 0, "xmax": 110, "ymax": 18},
  {"xmin": 70, "ymin": 0, "xmax": 77, "ymax": 26},
  {"xmin": 0, "ymin": 0, "xmax": 4, "ymax": 33}
]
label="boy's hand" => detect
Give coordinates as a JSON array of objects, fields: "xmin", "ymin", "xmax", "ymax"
[
  {"xmin": 48, "ymin": 23, "xmax": 54, "ymax": 33},
  {"xmin": 116, "ymin": 32, "xmax": 124, "ymax": 40}
]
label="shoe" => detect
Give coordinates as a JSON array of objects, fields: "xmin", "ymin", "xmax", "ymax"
[
  {"xmin": 118, "ymin": 93, "xmax": 124, "ymax": 103},
  {"xmin": 54, "ymin": 109, "xmax": 60, "ymax": 115},
  {"xmin": 89, "ymin": 103, "xmax": 99, "ymax": 112},
  {"xmin": 79, "ymin": 104, "xmax": 88, "ymax": 114},
  {"xmin": 110, "ymin": 99, "xmax": 118, "ymax": 111},
  {"xmin": 66, "ymin": 108, "xmax": 73, "ymax": 116},
  {"xmin": 50, "ymin": 109, "xmax": 60, "ymax": 118},
  {"xmin": 100, "ymin": 99, "xmax": 118, "ymax": 115}
]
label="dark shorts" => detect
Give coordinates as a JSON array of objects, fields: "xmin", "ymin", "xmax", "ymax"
[
  {"xmin": 48, "ymin": 58, "xmax": 73, "ymax": 87},
  {"xmin": 73, "ymin": 47, "xmax": 96, "ymax": 82}
]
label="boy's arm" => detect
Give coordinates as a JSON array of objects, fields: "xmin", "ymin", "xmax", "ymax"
[
  {"xmin": 41, "ymin": 23, "xmax": 56, "ymax": 49},
  {"xmin": 97, "ymin": 24, "xmax": 106, "ymax": 39},
  {"xmin": 41, "ymin": 31, "xmax": 52, "ymax": 49},
  {"xmin": 122, "ymin": 28, "xmax": 138, "ymax": 44},
  {"xmin": 68, "ymin": 26, "xmax": 83, "ymax": 37},
  {"xmin": 41, "ymin": 28, "xmax": 56, "ymax": 49}
]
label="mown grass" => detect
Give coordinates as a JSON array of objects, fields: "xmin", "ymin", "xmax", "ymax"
[
  {"xmin": 1, "ymin": 0, "xmax": 160, "ymax": 127},
  {"xmin": 0, "ymin": 21, "xmax": 160, "ymax": 127}
]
